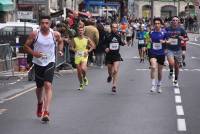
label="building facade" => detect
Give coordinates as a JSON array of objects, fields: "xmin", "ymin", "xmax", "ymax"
[
  {"xmin": 0, "ymin": 0, "xmax": 84, "ymax": 23},
  {"xmin": 134, "ymin": 0, "xmax": 195, "ymax": 18}
]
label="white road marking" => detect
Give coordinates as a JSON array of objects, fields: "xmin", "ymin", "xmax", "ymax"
[
  {"xmin": 176, "ymin": 105, "xmax": 184, "ymax": 116},
  {"xmin": 136, "ymin": 68, "xmax": 200, "ymax": 72},
  {"xmin": 191, "ymin": 69, "xmax": 200, "ymax": 71},
  {"xmin": 0, "ymin": 109, "xmax": 7, "ymax": 115},
  {"xmin": 132, "ymin": 56, "xmax": 140, "ymax": 59},
  {"xmin": 177, "ymin": 118, "xmax": 187, "ymax": 131},
  {"xmin": 3, "ymin": 86, "xmax": 35, "ymax": 102},
  {"xmin": 189, "ymin": 41, "xmax": 200, "ymax": 46},
  {"xmin": 175, "ymin": 95, "xmax": 182, "ymax": 103},
  {"xmin": 174, "ymin": 88, "xmax": 180, "ymax": 94}
]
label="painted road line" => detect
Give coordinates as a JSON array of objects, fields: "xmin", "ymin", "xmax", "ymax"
[
  {"xmin": 177, "ymin": 118, "xmax": 187, "ymax": 131},
  {"xmin": 3, "ymin": 86, "xmax": 35, "ymax": 102},
  {"xmin": 175, "ymin": 95, "xmax": 182, "ymax": 104},
  {"xmin": 0, "ymin": 109, "xmax": 7, "ymax": 115},
  {"xmin": 176, "ymin": 105, "xmax": 184, "ymax": 116},
  {"xmin": 174, "ymin": 88, "xmax": 180, "ymax": 94},
  {"xmin": 189, "ymin": 41, "xmax": 200, "ymax": 46}
]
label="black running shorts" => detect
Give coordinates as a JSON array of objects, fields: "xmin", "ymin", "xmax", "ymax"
[
  {"xmin": 149, "ymin": 55, "xmax": 165, "ymax": 65},
  {"xmin": 105, "ymin": 53, "xmax": 123, "ymax": 65},
  {"xmin": 34, "ymin": 62, "xmax": 55, "ymax": 88},
  {"xmin": 181, "ymin": 46, "xmax": 186, "ymax": 51}
]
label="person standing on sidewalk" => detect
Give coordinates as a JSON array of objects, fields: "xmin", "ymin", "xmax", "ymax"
[
  {"xmin": 104, "ymin": 22, "xmax": 126, "ymax": 93},
  {"xmin": 148, "ymin": 18, "xmax": 168, "ymax": 93},
  {"xmin": 24, "ymin": 15, "xmax": 64, "ymax": 122},
  {"xmin": 165, "ymin": 16, "xmax": 188, "ymax": 87},
  {"xmin": 70, "ymin": 22, "xmax": 95, "ymax": 90}
]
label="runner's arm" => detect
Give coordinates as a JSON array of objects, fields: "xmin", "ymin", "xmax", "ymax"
[{"xmin": 24, "ymin": 31, "xmax": 42, "ymax": 58}]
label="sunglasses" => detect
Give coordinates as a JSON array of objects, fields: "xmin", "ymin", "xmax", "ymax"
[{"xmin": 172, "ymin": 20, "xmax": 179, "ymax": 21}]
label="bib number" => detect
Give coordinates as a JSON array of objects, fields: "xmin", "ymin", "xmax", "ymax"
[
  {"xmin": 169, "ymin": 38, "xmax": 178, "ymax": 45},
  {"xmin": 109, "ymin": 43, "xmax": 119, "ymax": 50},
  {"xmin": 152, "ymin": 43, "xmax": 162, "ymax": 50},
  {"xmin": 138, "ymin": 40, "xmax": 144, "ymax": 45},
  {"xmin": 76, "ymin": 51, "xmax": 85, "ymax": 57}
]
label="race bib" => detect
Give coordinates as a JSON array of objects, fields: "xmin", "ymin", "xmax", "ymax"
[
  {"xmin": 169, "ymin": 38, "xmax": 178, "ymax": 45},
  {"xmin": 181, "ymin": 40, "xmax": 184, "ymax": 44},
  {"xmin": 75, "ymin": 51, "xmax": 85, "ymax": 57},
  {"xmin": 109, "ymin": 43, "xmax": 119, "ymax": 50},
  {"xmin": 153, "ymin": 43, "xmax": 162, "ymax": 50},
  {"xmin": 138, "ymin": 40, "xmax": 144, "ymax": 45}
]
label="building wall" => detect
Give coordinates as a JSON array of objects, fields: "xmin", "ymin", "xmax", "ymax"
[{"xmin": 135, "ymin": 0, "xmax": 191, "ymax": 18}]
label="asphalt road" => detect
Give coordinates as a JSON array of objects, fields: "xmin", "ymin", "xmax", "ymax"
[{"xmin": 0, "ymin": 35, "xmax": 200, "ymax": 134}]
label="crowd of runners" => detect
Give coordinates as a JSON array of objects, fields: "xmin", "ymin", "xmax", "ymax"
[{"xmin": 24, "ymin": 14, "xmax": 189, "ymax": 123}]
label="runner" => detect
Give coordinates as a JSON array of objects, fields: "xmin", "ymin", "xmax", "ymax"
[
  {"xmin": 165, "ymin": 16, "xmax": 188, "ymax": 87},
  {"xmin": 136, "ymin": 24, "xmax": 147, "ymax": 63},
  {"xmin": 24, "ymin": 15, "xmax": 64, "ymax": 122},
  {"xmin": 144, "ymin": 25, "xmax": 152, "ymax": 67},
  {"xmin": 104, "ymin": 22, "xmax": 126, "ymax": 93},
  {"xmin": 148, "ymin": 18, "xmax": 168, "ymax": 93},
  {"xmin": 70, "ymin": 22, "xmax": 95, "ymax": 90}
]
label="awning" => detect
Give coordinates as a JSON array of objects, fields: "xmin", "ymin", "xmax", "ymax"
[{"xmin": 0, "ymin": 0, "xmax": 14, "ymax": 11}]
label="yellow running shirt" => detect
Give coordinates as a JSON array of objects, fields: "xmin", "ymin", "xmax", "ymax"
[{"xmin": 74, "ymin": 37, "xmax": 88, "ymax": 64}]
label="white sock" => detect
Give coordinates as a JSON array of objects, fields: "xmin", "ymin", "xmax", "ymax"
[
  {"xmin": 152, "ymin": 79, "xmax": 156, "ymax": 86},
  {"xmin": 157, "ymin": 80, "xmax": 162, "ymax": 86}
]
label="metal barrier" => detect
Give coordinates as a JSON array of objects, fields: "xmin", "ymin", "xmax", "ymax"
[
  {"xmin": 55, "ymin": 44, "xmax": 73, "ymax": 69},
  {"xmin": 0, "ymin": 43, "xmax": 14, "ymax": 76}
]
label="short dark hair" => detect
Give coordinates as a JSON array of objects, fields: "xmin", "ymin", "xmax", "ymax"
[
  {"xmin": 39, "ymin": 15, "xmax": 51, "ymax": 22},
  {"xmin": 172, "ymin": 16, "xmax": 179, "ymax": 20},
  {"xmin": 110, "ymin": 22, "xmax": 118, "ymax": 28},
  {"xmin": 153, "ymin": 17, "xmax": 163, "ymax": 25}
]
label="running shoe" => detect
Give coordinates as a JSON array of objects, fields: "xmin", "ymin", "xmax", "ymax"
[
  {"xmin": 41, "ymin": 111, "xmax": 50, "ymax": 122},
  {"xmin": 78, "ymin": 84, "xmax": 84, "ymax": 90},
  {"xmin": 150, "ymin": 85, "xmax": 157, "ymax": 92},
  {"xmin": 107, "ymin": 76, "xmax": 112, "ymax": 83},
  {"xmin": 112, "ymin": 86, "xmax": 117, "ymax": 93},
  {"xmin": 157, "ymin": 86, "xmax": 162, "ymax": 93},
  {"xmin": 37, "ymin": 102, "xmax": 43, "ymax": 118},
  {"xmin": 173, "ymin": 80, "xmax": 179, "ymax": 87},
  {"xmin": 83, "ymin": 77, "xmax": 89, "ymax": 86}
]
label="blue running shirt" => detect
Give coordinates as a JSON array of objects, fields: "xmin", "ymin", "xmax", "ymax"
[
  {"xmin": 149, "ymin": 29, "xmax": 167, "ymax": 55},
  {"xmin": 137, "ymin": 31, "xmax": 146, "ymax": 45}
]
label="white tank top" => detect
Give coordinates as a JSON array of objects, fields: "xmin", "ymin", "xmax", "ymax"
[{"xmin": 32, "ymin": 29, "xmax": 56, "ymax": 66}]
